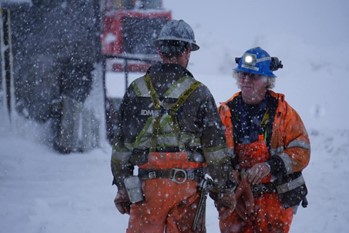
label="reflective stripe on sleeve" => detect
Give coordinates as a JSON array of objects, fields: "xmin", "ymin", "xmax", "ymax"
[
  {"xmin": 270, "ymin": 146, "xmax": 284, "ymax": 156},
  {"xmin": 111, "ymin": 150, "xmax": 131, "ymax": 162},
  {"xmin": 287, "ymin": 140, "xmax": 310, "ymax": 150},
  {"xmin": 276, "ymin": 174, "xmax": 305, "ymax": 193},
  {"xmin": 203, "ymin": 148, "xmax": 227, "ymax": 162},
  {"xmin": 278, "ymin": 153, "xmax": 293, "ymax": 175}
]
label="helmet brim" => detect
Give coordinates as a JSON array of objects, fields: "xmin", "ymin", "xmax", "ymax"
[
  {"xmin": 191, "ymin": 43, "xmax": 200, "ymax": 51},
  {"xmin": 155, "ymin": 38, "xmax": 200, "ymax": 51}
]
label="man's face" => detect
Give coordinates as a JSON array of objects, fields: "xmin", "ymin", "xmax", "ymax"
[
  {"xmin": 178, "ymin": 48, "xmax": 191, "ymax": 68},
  {"xmin": 236, "ymin": 72, "xmax": 268, "ymax": 104}
]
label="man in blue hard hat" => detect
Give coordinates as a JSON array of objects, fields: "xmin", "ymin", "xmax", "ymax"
[{"xmin": 215, "ymin": 47, "xmax": 311, "ymax": 233}]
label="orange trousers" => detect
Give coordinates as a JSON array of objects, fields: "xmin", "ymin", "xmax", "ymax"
[
  {"xmin": 126, "ymin": 178, "xmax": 205, "ymax": 233},
  {"xmin": 218, "ymin": 193, "xmax": 293, "ymax": 233}
]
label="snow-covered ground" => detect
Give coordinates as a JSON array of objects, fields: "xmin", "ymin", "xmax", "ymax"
[
  {"xmin": 1, "ymin": 0, "xmax": 349, "ymax": 232},
  {"xmin": 1, "ymin": 126, "xmax": 348, "ymax": 232}
]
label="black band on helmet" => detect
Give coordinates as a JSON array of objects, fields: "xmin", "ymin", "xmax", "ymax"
[{"xmin": 157, "ymin": 40, "xmax": 191, "ymax": 58}]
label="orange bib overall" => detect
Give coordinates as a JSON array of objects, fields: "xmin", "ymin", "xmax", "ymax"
[
  {"xmin": 219, "ymin": 136, "xmax": 293, "ymax": 233},
  {"xmin": 127, "ymin": 152, "xmax": 206, "ymax": 233}
]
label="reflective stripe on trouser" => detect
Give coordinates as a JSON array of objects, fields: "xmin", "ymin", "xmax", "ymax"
[
  {"xmin": 126, "ymin": 179, "xmax": 205, "ymax": 233},
  {"xmin": 218, "ymin": 193, "xmax": 293, "ymax": 233}
]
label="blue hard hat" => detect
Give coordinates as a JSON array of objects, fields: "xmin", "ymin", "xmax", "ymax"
[{"xmin": 234, "ymin": 47, "xmax": 276, "ymax": 77}]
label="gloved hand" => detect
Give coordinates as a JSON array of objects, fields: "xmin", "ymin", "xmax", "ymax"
[
  {"xmin": 235, "ymin": 172, "xmax": 255, "ymax": 221},
  {"xmin": 246, "ymin": 162, "xmax": 271, "ymax": 185},
  {"xmin": 215, "ymin": 190, "xmax": 236, "ymax": 210},
  {"xmin": 114, "ymin": 189, "xmax": 131, "ymax": 215}
]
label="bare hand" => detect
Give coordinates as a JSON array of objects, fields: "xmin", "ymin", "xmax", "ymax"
[{"xmin": 246, "ymin": 162, "xmax": 270, "ymax": 185}]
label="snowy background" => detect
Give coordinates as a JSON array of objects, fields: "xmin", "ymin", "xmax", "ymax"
[{"xmin": 1, "ymin": 0, "xmax": 349, "ymax": 232}]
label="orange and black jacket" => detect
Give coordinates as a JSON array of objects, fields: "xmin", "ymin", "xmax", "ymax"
[{"xmin": 218, "ymin": 90, "xmax": 310, "ymax": 177}]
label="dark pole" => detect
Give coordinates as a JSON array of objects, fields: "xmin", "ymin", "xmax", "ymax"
[
  {"xmin": 0, "ymin": 10, "xmax": 5, "ymax": 101},
  {"xmin": 124, "ymin": 58, "xmax": 129, "ymax": 91},
  {"xmin": 2, "ymin": 9, "xmax": 12, "ymax": 120}
]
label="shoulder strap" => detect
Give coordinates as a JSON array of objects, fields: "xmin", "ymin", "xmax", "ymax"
[
  {"xmin": 144, "ymin": 74, "xmax": 161, "ymax": 109},
  {"xmin": 171, "ymin": 80, "xmax": 201, "ymax": 112}
]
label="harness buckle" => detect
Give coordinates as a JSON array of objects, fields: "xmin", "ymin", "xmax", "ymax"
[
  {"xmin": 148, "ymin": 171, "xmax": 156, "ymax": 179},
  {"xmin": 170, "ymin": 168, "xmax": 187, "ymax": 184}
]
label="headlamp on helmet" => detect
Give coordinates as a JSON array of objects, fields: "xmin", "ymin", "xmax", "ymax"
[{"xmin": 242, "ymin": 53, "xmax": 257, "ymax": 66}]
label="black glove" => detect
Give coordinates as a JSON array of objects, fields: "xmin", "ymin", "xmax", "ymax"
[
  {"xmin": 210, "ymin": 189, "xmax": 236, "ymax": 221},
  {"xmin": 215, "ymin": 190, "xmax": 236, "ymax": 210},
  {"xmin": 114, "ymin": 189, "xmax": 131, "ymax": 215}
]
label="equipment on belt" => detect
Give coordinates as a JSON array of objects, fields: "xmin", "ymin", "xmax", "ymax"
[
  {"xmin": 192, "ymin": 175, "xmax": 213, "ymax": 231},
  {"xmin": 124, "ymin": 176, "xmax": 144, "ymax": 203}
]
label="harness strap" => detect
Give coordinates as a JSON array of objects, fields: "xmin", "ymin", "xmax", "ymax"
[
  {"xmin": 138, "ymin": 168, "xmax": 205, "ymax": 184},
  {"xmin": 144, "ymin": 74, "xmax": 161, "ymax": 109},
  {"xmin": 169, "ymin": 80, "xmax": 201, "ymax": 151},
  {"xmin": 143, "ymin": 74, "xmax": 202, "ymax": 151}
]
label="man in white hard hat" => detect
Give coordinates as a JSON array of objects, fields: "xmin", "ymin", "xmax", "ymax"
[{"xmin": 111, "ymin": 19, "xmax": 236, "ymax": 233}]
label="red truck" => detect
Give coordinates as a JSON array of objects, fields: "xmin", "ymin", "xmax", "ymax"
[{"xmin": 0, "ymin": 0, "xmax": 171, "ymax": 153}]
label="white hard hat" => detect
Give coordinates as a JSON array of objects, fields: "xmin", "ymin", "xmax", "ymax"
[{"xmin": 155, "ymin": 19, "xmax": 199, "ymax": 51}]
